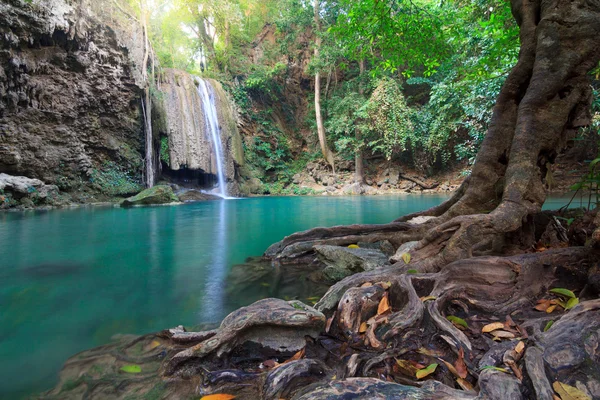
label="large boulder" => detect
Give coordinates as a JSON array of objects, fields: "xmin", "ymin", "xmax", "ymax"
[
  {"xmin": 121, "ymin": 185, "xmax": 179, "ymax": 207},
  {"xmin": 0, "ymin": 173, "xmax": 62, "ymax": 208},
  {"xmin": 314, "ymin": 245, "xmax": 390, "ymax": 282}
]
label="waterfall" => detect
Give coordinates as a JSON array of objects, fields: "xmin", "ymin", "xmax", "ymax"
[
  {"xmin": 142, "ymin": 89, "xmax": 155, "ymax": 188},
  {"xmin": 196, "ymin": 78, "xmax": 228, "ymax": 198}
]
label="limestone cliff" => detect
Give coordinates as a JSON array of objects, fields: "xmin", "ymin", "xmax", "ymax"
[
  {"xmin": 0, "ymin": 0, "xmax": 147, "ymax": 206},
  {"xmin": 159, "ymin": 69, "xmax": 243, "ymax": 195}
]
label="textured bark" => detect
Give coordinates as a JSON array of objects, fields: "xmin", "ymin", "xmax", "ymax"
[{"xmin": 355, "ymin": 59, "xmax": 366, "ymax": 184}]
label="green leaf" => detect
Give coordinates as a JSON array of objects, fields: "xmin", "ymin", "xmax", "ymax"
[
  {"xmin": 544, "ymin": 320, "xmax": 554, "ymax": 332},
  {"xmin": 416, "ymin": 363, "xmax": 438, "ymax": 379},
  {"xmin": 565, "ymin": 297, "xmax": 579, "ymax": 310},
  {"xmin": 120, "ymin": 365, "xmax": 141, "ymax": 374},
  {"xmin": 447, "ymin": 315, "xmax": 468, "ymax": 329},
  {"xmin": 549, "ymin": 288, "xmax": 576, "ymax": 299},
  {"xmin": 406, "ymin": 269, "xmax": 418, "ymax": 274},
  {"xmin": 348, "ymin": 244, "xmax": 360, "ymax": 249}
]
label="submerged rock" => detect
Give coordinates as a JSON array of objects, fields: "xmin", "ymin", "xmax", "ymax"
[
  {"xmin": 121, "ymin": 185, "xmax": 179, "ymax": 207},
  {"xmin": 314, "ymin": 245, "xmax": 389, "ymax": 281}
]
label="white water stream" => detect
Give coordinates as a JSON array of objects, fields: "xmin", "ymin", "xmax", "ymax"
[{"xmin": 196, "ymin": 78, "xmax": 228, "ymax": 198}]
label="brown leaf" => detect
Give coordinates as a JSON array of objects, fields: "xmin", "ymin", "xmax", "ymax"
[
  {"xmin": 376, "ymin": 281, "xmax": 392, "ymax": 290},
  {"xmin": 546, "ymin": 305, "xmax": 557, "ymax": 314},
  {"xmin": 377, "ymin": 293, "xmax": 391, "ymax": 315},
  {"xmin": 417, "ymin": 347, "xmax": 445, "ymax": 357},
  {"xmin": 282, "ymin": 348, "xmax": 305, "ymax": 364},
  {"xmin": 515, "ymin": 341, "xmax": 525, "ymax": 354},
  {"xmin": 516, "ymin": 324, "xmax": 529, "ymax": 339},
  {"xmin": 147, "ymin": 340, "xmax": 161, "ymax": 350},
  {"xmin": 440, "ymin": 359, "xmax": 460, "ymax": 378},
  {"xmin": 457, "ymin": 378, "xmax": 474, "ymax": 391},
  {"xmin": 535, "ymin": 299, "xmax": 551, "ymax": 312},
  {"xmin": 260, "ymin": 359, "xmax": 279, "ymax": 369},
  {"xmin": 200, "ymin": 395, "xmax": 236, "ymax": 400},
  {"xmin": 508, "ymin": 363, "xmax": 523, "ymax": 381},
  {"xmin": 482, "ymin": 322, "xmax": 505, "ymax": 333},
  {"xmin": 359, "ymin": 321, "xmax": 368, "ymax": 333},
  {"xmin": 492, "ymin": 330, "xmax": 515, "ymax": 339},
  {"xmin": 395, "ymin": 359, "xmax": 420, "ymax": 376},
  {"xmin": 504, "ymin": 315, "xmax": 516, "ymax": 328},
  {"xmin": 420, "ymin": 295, "xmax": 437, "ymax": 302},
  {"xmin": 360, "ymin": 282, "xmax": 373, "ymax": 288},
  {"xmin": 454, "ymin": 348, "xmax": 468, "ymax": 379},
  {"xmin": 552, "ymin": 381, "xmax": 592, "ymax": 400}
]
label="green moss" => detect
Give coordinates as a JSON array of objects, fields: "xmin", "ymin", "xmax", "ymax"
[
  {"xmin": 160, "ymin": 136, "xmax": 170, "ymax": 166},
  {"xmin": 89, "ymin": 161, "xmax": 143, "ymax": 197}
]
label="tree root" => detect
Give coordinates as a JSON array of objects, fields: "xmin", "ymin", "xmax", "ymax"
[{"xmin": 42, "ymin": 247, "xmax": 599, "ymax": 400}]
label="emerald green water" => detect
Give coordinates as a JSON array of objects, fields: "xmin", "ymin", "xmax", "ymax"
[{"xmin": 0, "ymin": 194, "xmax": 571, "ymax": 397}]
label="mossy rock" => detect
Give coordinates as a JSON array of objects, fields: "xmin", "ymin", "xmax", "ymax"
[{"xmin": 121, "ymin": 185, "xmax": 179, "ymax": 207}]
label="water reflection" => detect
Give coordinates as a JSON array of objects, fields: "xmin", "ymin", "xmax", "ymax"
[{"xmin": 200, "ymin": 200, "xmax": 229, "ymax": 323}]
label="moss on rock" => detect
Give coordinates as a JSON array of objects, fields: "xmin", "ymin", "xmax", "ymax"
[{"xmin": 121, "ymin": 185, "xmax": 179, "ymax": 207}]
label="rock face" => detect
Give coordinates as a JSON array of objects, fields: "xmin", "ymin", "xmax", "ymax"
[
  {"xmin": 159, "ymin": 69, "xmax": 244, "ymax": 195},
  {"xmin": 121, "ymin": 185, "xmax": 179, "ymax": 207},
  {"xmin": 0, "ymin": 172, "xmax": 63, "ymax": 208},
  {"xmin": 0, "ymin": 0, "xmax": 147, "ymax": 205}
]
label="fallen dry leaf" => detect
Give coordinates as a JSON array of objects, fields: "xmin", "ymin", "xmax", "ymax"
[
  {"xmin": 420, "ymin": 295, "xmax": 437, "ymax": 302},
  {"xmin": 492, "ymin": 330, "xmax": 515, "ymax": 339},
  {"xmin": 376, "ymin": 281, "xmax": 392, "ymax": 290},
  {"xmin": 454, "ymin": 348, "xmax": 468, "ymax": 379},
  {"xmin": 282, "ymin": 348, "xmax": 305, "ymax": 364},
  {"xmin": 546, "ymin": 305, "xmax": 557, "ymax": 314},
  {"xmin": 515, "ymin": 341, "xmax": 525, "ymax": 354},
  {"xmin": 535, "ymin": 299, "xmax": 552, "ymax": 312},
  {"xmin": 360, "ymin": 282, "xmax": 373, "ymax": 288},
  {"xmin": 482, "ymin": 322, "xmax": 505, "ymax": 333},
  {"xmin": 395, "ymin": 359, "xmax": 421, "ymax": 376},
  {"xmin": 377, "ymin": 293, "xmax": 391, "ymax": 315},
  {"xmin": 440, "ymin": 359, "xmax": 460, "ymax": 378},
  {"xmin": 552, "ymin": 381, "xmax": 592, "ymax": 400},
  {"xmin": 457, "ymin": 378, "xmax": 474, "ymax": 391},
  {"xmin": 147, "ymin": 340, "xmax": 161, "ymax": 350},
  {"xmin": 200, "ymin": 395, "xmax": 236, "ymax": 400},
  {"xmin": 261, "ymin": 359, "xmax": 279, "ymax": 369},
  {"xmin": 359, "ymin": 321, "xmax": 368, "ymax": 333}
]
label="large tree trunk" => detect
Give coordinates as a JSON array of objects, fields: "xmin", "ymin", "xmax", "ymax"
[
  {"xmin": 314, "ymin": 0, "xmax": 336, "ymax": 173},
  {"xmin": 355, "ymin": 59, "xmax": 366, "ymax": 184}
]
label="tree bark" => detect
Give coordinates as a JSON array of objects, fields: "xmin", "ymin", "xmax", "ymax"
[
  {"xmin": 355, "ymin": 59, "xmax": 366, "ymax": 184},
  {"xmin": 314, "ymin": 0, "xmax": 336, "ymax": 173}
]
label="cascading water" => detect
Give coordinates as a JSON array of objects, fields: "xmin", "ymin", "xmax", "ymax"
[{"xmin": 196, "ymin": 78, "xmax": 228, "ymax": 198}]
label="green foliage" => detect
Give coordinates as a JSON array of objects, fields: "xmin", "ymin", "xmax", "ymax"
[
  {"xmin": 364, "ymin": 77, "xmax": 415, "ymax": 160},
  {"xmin": 89, "ymin": 161, "xmax": 143, "ymax": 197},
  {"xmin": 160, "ymin": 136, "xmax": 170, "ymax": 166}
]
